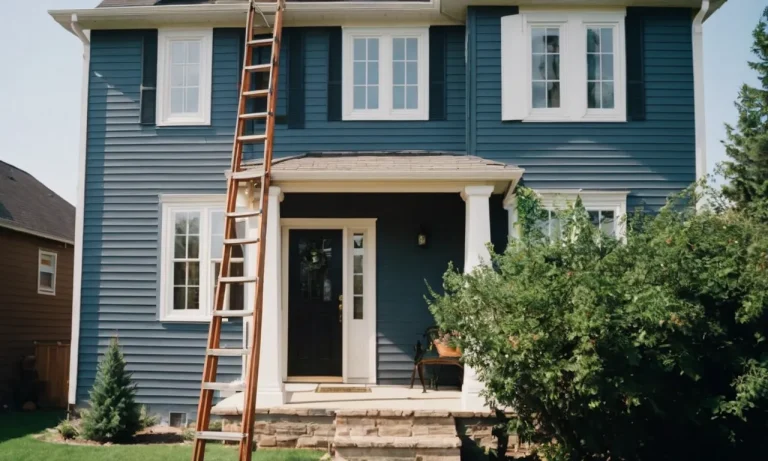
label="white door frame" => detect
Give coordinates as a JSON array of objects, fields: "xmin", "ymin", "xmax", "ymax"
[{"xmin": 280, "ymin": 218, "xmax": 377, "ymax": 384}]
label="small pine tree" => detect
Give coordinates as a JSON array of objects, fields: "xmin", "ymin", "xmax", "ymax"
[
  {"xmin": 721, "ymin": 7, "xmax": 768, "ymax": 220},
  {"xmin": 80, "ymin": 337, "xmax": 140, "ymax": 443}
]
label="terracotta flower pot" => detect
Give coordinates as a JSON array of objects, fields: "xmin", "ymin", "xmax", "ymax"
[{"xmin": 433, "ymin": 340, "xmax": 462, "ymax": 358}]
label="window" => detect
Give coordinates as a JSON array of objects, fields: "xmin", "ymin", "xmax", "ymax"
[
  {"xmin": 160, "ymin": 196, "xmax": 246, "ymax": 322},
  {"xmin": 157, "ymin": 29, "xmax": 213, "ymax": 126},
  {"xmin": 343, "ymin": 27, "xmax": 429, "ymax": 120},
  {"xmin": 352, "ymin": 233, "xmax": 364, "ymax": 320},
  {"xmin": 38, "ymin": 250, "xmax": 57, "ymax": 295},
  {"xmin": 501, "ymin": 10, "xmax": 626, "ymax": 122},
  {"xmin": 506, "ymin": 190, "xmax": 628, "ymax": 240}
]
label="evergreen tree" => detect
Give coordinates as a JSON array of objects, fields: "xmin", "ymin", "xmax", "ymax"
[
  {"xmin": 80, "ymin": 337, "xmax": 140, "ymax": 443},
  {"xmin": 721, "ymin": 8, "xmax": 768, "ymax": 220}
]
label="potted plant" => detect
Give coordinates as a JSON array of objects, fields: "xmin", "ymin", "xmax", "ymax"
[{"xmin": 425, "ymin": 327, "xmax": 461, "ymax": 358}]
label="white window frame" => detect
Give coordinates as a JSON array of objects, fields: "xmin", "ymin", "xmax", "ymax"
[
  {"xmin": 342, "ymin": 27, "xmax": 429, "ymax": 121},
  {"xmin": 38, "ymin": 250, "xmax": 57, "ymax": 296},
  {"xmin": 159, "ymin": 195, "xmax": 245, "ymax": 322},
  {"xmin": 505, "ymin": 190, "xmax": 629, "ymax": 240},
  {"xmin": 156, "ymin": 28, "xmax": 213, "ymax": 127},
  {"xmin": 502, "ymin": 9, "xmax": 626, "ymax": 123}
]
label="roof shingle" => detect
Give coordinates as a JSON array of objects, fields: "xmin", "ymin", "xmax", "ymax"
[{"xmin": 0, "ymin": 161, "xmax": 75, "ymax": 243}]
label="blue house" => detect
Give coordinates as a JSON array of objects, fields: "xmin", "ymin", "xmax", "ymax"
[{"xmin": 50, "ymin": 0, "xmax": 723, "ymax": 423}]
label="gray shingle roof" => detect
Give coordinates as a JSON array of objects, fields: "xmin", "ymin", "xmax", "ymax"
[
  {"xmin": 245, "ymin": 151, "xmax": 520, "ymax": 174},
  {"xmin": 0, "ymin": 161, "xmax": 75, "ymax": 243}
]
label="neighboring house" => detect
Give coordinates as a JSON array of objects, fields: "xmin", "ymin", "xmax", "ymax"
[
  {"xmin": 0, "ymin": 161, "xmax": 75, "ymax": 407},
  {"xmin": 50, "ymin": 0, "xmax": 723, "ymax": 421}
]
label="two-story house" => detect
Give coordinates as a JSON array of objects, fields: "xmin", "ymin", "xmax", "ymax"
[{"xmin": 50, "ymin": 0, "xmax": 722, "ymax": 423}]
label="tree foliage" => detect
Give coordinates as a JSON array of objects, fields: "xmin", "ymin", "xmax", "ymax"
[
  {"xmin": 721, "ymin": 7, "xmax": 768, "ymax": 221},
  {"xmin": 428, "ymin": 187, "xmax": 768, "ymax": 460},
  {"xmin": 80, "ymin": 337, "xmax": 140, "ymax": 443}
]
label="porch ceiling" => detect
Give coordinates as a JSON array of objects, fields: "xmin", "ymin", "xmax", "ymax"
[{"xmin": 237, "ymin": 151, "xmax": 524, "ymax": 194}]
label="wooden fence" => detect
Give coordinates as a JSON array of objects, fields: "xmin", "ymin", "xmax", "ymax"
[{"xmin": 34, "ymin": 342, "xmax": 70, "ymax": 408}]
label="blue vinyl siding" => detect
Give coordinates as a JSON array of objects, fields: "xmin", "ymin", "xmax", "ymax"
[{"xmin": 467, "ymin": 7, "xmax": 696, "ymax": 210}]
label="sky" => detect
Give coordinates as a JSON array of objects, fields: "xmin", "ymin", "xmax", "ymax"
[{"xmin": 0, "ymin": 0, "xmax": 764, "ymax": 205}]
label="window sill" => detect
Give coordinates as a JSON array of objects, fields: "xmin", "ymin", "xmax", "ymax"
[
  {"xmin": 342, "ymin": 110, "xmax": 429, "ymax": 122},
  {"xmin": 37, "ymin": 289, "xmax": 56, "ymax": 296},
  {"xmin": 157, "ymin": 118, "xmax": 212, "ymax": 127},
  {"xmin": 159, "ymin": 313, "xmax": 212, "ymax": 323},
  {"xmin": 521, "ymin": 113, "xmax": 627, "ymax": 123}
]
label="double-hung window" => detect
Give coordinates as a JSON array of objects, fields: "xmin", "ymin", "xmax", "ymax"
[
  {"xmin": 157, "ymin": 29, "xmax": 213, "ymax": 126},
  {"xmin": 502, "ymin": 10, "xmax": 626, "ymax": 122},
  {"xmin": 160, "ymin": 196, "xmax": 245, "ymax": 322},
  {"xmin": 342, "ymin": 27, "xmax": 429, "ymax": 120},
  {"xmin": 38, "ymin": 250, "xmax": 57, "ymax": 295},
  {"xmin": 507, "ymin": 190, "xmax": 628, "ymax": 240}
]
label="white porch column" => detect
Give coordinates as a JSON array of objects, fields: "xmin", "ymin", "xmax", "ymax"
[
  {"xmin": 244, "ymin": 186, "xmax": 285, "ymax": 407},
  {"xmin": 461, "ymin": 185, "xmax": 494, "ymax": 410}
]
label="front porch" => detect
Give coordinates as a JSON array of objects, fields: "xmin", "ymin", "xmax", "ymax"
[{"xmin": 231, "ymin": 152, "xmax": 524, "ymax": 412}]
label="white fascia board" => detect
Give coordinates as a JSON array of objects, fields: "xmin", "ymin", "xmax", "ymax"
[
  {"xmin": 49, "ymin": 1, "xmax": 443, "ymax": 33},
  {"xmin": 263, "ymin": 168, "xmax": 524, "ymax": 182}
]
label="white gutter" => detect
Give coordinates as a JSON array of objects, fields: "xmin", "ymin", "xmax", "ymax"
[
  {"xmin": 693, "ymin": 0, "xmax": 710, "ymax": 183},
  {"xmin": 67, "ymin": 13, "xmax": 90, "ymax": 410}
]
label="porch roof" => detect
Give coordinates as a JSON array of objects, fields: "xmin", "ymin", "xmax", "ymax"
[{"xmin": 239, "ymin": 152, "xmax": 524, "ymax": 194}]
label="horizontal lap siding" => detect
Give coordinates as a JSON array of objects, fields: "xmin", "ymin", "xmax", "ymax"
[
  {"xmin": 82, "ymin": 29, "xmax": 245, "ymax": 417},
  {"xmin": 469, "ymin": 7, "xmax": 695, "ymax": 210},
  {"xmin": 83, "ymin": 26, "xmax": 465, "ymax": 415},
  {"xmin": 264, "ymin": 27, "xmax": 466, "ymax": 157},
  {"xmin": 281, "ymin": 194, "xmax": 465, "ymax": 384}
]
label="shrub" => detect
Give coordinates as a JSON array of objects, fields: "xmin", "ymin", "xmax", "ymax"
[
  {"xmin": 428, "ymin": 187, "xmax": 768, "ymax": 460},
  {"xmin": 182, "ymin": 427, "xmax": 196, "ymax": 442},
  {"xmin": 139, "ymin": 405, "xmax": 159, "ymax": 430},
  {"xmin": 80, "ymin": 337, "xmax": 140, "ymax": 443},
  {"xmin": 56, "ymin": 419, "xmax": 79, "ymax": 440}
]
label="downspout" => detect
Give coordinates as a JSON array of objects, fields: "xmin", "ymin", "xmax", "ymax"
[
  {"xmin": 67, "ymin": 13, "xmax": 90, "ymax": 414},
  {"xmin": 693, "ymin": 1, "xmax": 710, "ymax": 184}
]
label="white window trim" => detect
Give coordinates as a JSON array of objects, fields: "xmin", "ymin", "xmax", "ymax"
[
  {"xmin": 38, "ymin": 250, "xmax": 57, "ymax": 296},
  {"xmin": 342, "ymin": 27, "xmax": 429, "ymax": 121},
  {"xmin": 505, "ymin": 189, "xmax": 629, "ymax": 240},
  {"xmin": 502, "ymin": 9, "xmax": 627, "ymax": 123},
  {"xmin": 159, "ymin": 194, "xmax": 227, "ymax": 323},
  {"xmin": 156, "ymin": 28, "xmax": 213, "ymax": 127}
]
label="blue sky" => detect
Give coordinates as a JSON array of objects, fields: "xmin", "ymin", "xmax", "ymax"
[{"xmin": 0, "ymin": 0, "xmax": 763, "ymax": 204}]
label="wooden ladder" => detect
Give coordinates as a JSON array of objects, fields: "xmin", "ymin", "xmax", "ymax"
[{"xmin": 192, "ymin": 1, "xmax": 286, "ymax": 460}]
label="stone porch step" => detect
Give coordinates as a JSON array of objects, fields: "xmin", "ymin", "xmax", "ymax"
[{"xmin": 334, "ymin": 436, "xmax": 461, "ymax": 449}]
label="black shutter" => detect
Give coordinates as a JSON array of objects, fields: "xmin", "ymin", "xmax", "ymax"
[
  {"xmin": 626, "ymin": 8, "xmax": 646, "ymax": 121},
  {"xmin": 140, "ymin": 30, "xmax": 158, "ymax": 125},
  {"xmin": 327, "ymin": 27, "xmax": 342, "ymax": 121},
  {"xmin": 429, "ymin": 27, "xmax": 448, "ymax": 121},
  {"xmin": 287, "ymin": 29, "xmax": 306, "ymax": 129}
]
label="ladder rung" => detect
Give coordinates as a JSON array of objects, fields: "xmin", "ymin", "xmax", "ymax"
[
  {"xmin": 245, "ymin": 64, "xmax": 272, "ymax": 72},
  {"xmin": 238, "ymin": 134, "xmax": 267, "ymax": 143},
  {"xmin": 231, "ymin": 169, "xmax": 264, "ymax": 181},
  {"xmin": 213, "ymin": 310, "xmax": 254, "ymax": 318},
  {"xmin": 202, "ymin": 382, "xmax": 246, "ymax": 392},
  {"xmin": 219, "ymin": 276, "xmax": 258, "ymax": 284},
  {"xmin": 248, "ymin": 38, "xmax": 274, "ymax": 47},
  {"xmin": 244, "ymin": 89, "xmax": 270, "ymax": 98},
  {"xmin": 208, "ymin": 348, "xmax": 250, "ymax": 357},
  {"xmin": 196, "ymin": 431, "xmax": 247, "ymax": 442},
  {"xmin": 226, "ymin": 209, "xmax": 262, "ymax": 219},
  {"xmin": 224, "ymin": 237, "xmax": 260, "ymax": 245},
  {"xmin": 240, "ymin": 112, "xmax": 270, "ymax": 120}
]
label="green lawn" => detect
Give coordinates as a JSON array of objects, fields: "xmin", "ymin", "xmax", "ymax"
[{"xmin": 0, "ymin": 412, "xmax": 323, "ymax": 461}]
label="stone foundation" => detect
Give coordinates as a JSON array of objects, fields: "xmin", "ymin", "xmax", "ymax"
[{"xmin": 220, "ymin": 408, "xmax": 532, "ymax": 460}]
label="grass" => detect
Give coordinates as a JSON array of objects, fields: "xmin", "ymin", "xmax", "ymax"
[{"xmin": 0, "ymin": 411, "xmax": 323, "ymax": 461}]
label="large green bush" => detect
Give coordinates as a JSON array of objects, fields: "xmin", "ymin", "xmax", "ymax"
[
  {"xmin": 80, "ymin": 337, "xmax": 140, "ymax": 443},
  {"xmin": 428, "ymin": 188, "xmax": 768, "ymax": 460}
]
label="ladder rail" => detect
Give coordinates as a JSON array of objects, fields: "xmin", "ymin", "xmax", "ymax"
[{"xmin": 192, "ymin": 1, "xmax": 286, "ymax": 460}]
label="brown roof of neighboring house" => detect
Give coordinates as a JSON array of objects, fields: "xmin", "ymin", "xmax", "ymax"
[{"xmin": 0, "ymin": 161, "xmax": 75, "ymax": 244}]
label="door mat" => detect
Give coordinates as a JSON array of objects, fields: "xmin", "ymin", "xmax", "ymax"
[{"xmin": 315, "ymin": 386, "xmax": 372, "ymax": 393}]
